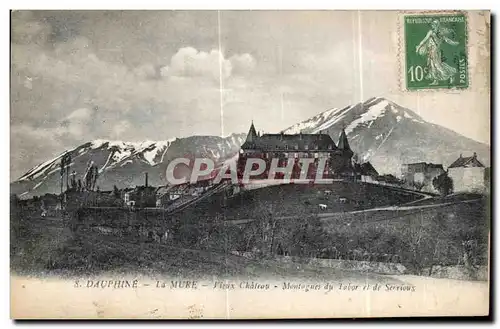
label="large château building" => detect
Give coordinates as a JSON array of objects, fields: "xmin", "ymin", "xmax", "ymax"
[{"xmin": 237, "ymin": 122, "xmax": 355, "ymax": 180}]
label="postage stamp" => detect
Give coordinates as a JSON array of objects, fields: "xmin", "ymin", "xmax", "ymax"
[{"xmin": 404, "ymin": 13, "xmax": 468, "ymax": 90}]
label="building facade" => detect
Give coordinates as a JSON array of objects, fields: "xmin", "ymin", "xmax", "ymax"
[
  {"xmin": 448, "ymin": 153, "xmax": 486, "ymax": 193},
  {"xmin": 237, "ymin": 122, "xmax": 354, "ymax": 180},
  {"xmin": 354, "ymin": 162, "xmax": 379, "ymax": 183},
  {"xmin": 401, "ymin": 162, "xmax": 445, "ymax": 192}
]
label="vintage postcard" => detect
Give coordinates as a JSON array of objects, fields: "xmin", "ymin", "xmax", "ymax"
[{"xmin": 10, "ymin": 10, "xmax": 490, "ymax": 319}]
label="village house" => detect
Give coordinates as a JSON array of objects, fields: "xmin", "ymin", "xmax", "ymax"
[
  {"xmin": 401, "ymin": 162, "xmax": 445, "ymax": 192},
  {"xmin": 155, "ymin": 181, "xmax": 214, "ymax": 208},
  {"xmin": 155, "ymin": 186, "xmax": 171, "ymax": 208},
  {"xmin": 238, "ymin": 122, "xmax": 355, "ymax": 180},
  {"xmin": 353, "ymin": 162, "xmax": 379, "ymax": 182},
  {"xmin": 121, "ymin": 173, "xmax": 156, "ymax": 208},
  {"xmin": 447, "ymin": 152, "xmax": 487, "ymax": 193}
]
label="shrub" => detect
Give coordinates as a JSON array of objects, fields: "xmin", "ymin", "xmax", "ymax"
[{"xmin": 433, "ymin": 172, "xmax": 454, "ymax": 196}]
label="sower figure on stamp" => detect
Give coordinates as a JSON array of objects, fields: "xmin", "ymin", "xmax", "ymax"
[{"xmin": 416, "ymin": 20, "xmax": 459, "ymax": 85}]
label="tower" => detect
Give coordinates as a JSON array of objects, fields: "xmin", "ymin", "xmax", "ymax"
[
  {"xmin": 245, "ymin": 121, "xmax": 258, "ymax": 143},
  {"xmin": 337, "ymin": 128, "xmax": 354, "ymax": 169}
]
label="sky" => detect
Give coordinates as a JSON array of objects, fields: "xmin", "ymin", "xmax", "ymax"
[{"xmin": 10, "ymin": 10, "xmax": 491, "ymax": 179}]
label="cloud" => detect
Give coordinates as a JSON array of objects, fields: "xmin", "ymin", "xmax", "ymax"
[
  {"xmin": 229, "ymin": 53, "xmax": 256, "ymax": 75},
  {"xmin": 112, "ymin": 120, "xmax": 132, "ymax": 139},
  {"xmin": 10, "ymin": 11, "xmax": 491, "ymax": 182},
  {"xmin": 165, "ymin": 47, "xmax": 232, "ymax": 80},
  {"xmin": 61, "ymin": 108, "xmax": 93, "ymax": 137},
  {"xmin": 11, "ymin": 11, "xmax": 52, "ymax": 46},
  {"xmin": 133, "ymin": 64, "xmax": 158, "ymax": 80}
]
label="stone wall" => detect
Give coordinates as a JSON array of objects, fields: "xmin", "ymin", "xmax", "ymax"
[
  {"xmin": 424, "ymin": 265, "xmax": 488, "ymax": 281},
  {"xmin": 235, "ymin": 252, "xmax": 489, "ymax": 281},
  {"xmin": 449, "ymin": 167, "xmax": 485, "ymax": 193},
  {"xmin": 236, "ymin": 252, "xmax": 408, "ymax": 275}
]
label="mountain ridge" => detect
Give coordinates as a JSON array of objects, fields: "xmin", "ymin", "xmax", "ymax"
[
  {"xmin": 283, "ymin": 97, "xmax": 489, "ymax": 172},
  {"xmin": 11, "ymin": 133, "xmax": 246, "ymax": 198},
  {"xmin": 11, "ymin": 97, "xmax": 490, "ymax": 197}
]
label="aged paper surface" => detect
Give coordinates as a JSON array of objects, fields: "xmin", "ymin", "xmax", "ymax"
[{"xmin": 10, "ymin": 10, "xmax": 490, "ymax": 319}]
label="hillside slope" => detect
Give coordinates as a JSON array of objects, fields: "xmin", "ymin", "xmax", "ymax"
[
  {"xmin": 11, "ymin": 134, "xmax": 245, "ymax": 198},
  {"xmin": 11, "ymin": 97, "xmax": 490, "ymax": 197},
  {"xmin": 283, "ymin": 97, "xmax": 490, "ymax": 175}
]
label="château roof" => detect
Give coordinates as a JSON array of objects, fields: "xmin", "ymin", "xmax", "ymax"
[
  {"xmin": 449, "ymin": 153, "xmax": 484, "ymax": 168},
  {"xmin": 245, "ymin": 121, "xmax": 258, "ymax": 142},
  {"xmin": 241, "ymin": 133, "xmax": 337, "ymax": 151},
  {"xmin": 405, "ymin": 162, "xmax": 444, "ymax": 170},
  {"xmin": 355, "ymin": 162, "xmax": 379, "ymax": 176},
  {"xmin": 337, "ymin": 128, "xmax": 352, "ymax": 153},
  {"xmin": 239, "ymin": 122, "xmax": 360, "ymax": 153}
]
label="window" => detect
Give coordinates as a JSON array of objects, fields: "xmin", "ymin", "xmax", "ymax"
[
  {"xmin": 305, "ymin": 145, "xmax": 309, "ymax": 150},
  {"xmin": 328, "ymin": 145, "xmax": 332, "ymax": 150},
  {"xmin": 294, "ymin": 153, "xmax": 298, "ymax": 158},
  {"xmin": 294, "ymin": 144, "xmax": 299, "ymax": 150},
  {"xmin": 314, "ymin": 145, "xmax": 319, "ymax": 150},
  {"xmin": 315, "ymin": 153, "xmax": 319, "ymax": 158},
  {"xmin": 284, "ymin": 153, "xmax": 289, "ymax": 158},
  {"xmin": 285, "ymin": 145, "xmax": 289, "ymax": 150}
]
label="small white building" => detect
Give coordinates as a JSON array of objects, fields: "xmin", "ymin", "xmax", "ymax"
[
  {"xmin": 124, "ymin": 192, "xmax": 130, "ymax": 204},
  {"xmin": 448, "ymin": 153, "xmax": 486, "ymax": 193}
]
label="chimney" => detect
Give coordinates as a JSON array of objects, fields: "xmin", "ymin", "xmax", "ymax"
[
  {"xmin": 473, "ymin": 152, "xmax": 477, "ymax": 158},
  {"xmin": 280, "ymin": 132, "xmax": 284, "ymax": 141},
  {"xmin": 145, "ymin": 172, "xmax": 149, "ymax": 187},
  {"xmin": 459, "ymin": 153, "xmax": 462, "ymax": 158},
  {"xmin": 299, "ymin": 132, "xmax": 303, "ymax": 140}
]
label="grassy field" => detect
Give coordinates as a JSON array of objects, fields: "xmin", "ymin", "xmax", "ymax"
[
  {"xmin": 11, "ymin": 212, "xmax": 406, "ymax": 285},
  {"xmin": 171, "ymin": 181, "xmax": 427, "ymax": 222},
  {"xmin": 319, "ymin": 195, "xmax": 489, "ymax": 275},
  {"xmin": 10, "ymin": 186, "xmax": 488, "ymax": 281}
]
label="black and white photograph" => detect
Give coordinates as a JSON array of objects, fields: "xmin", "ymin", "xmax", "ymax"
[{"xmin": 9, "ymin": 9, "xmax": 491, "ymax": 318}]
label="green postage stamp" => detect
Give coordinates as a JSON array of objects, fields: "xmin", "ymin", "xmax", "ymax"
[{"xmin": 404, "ymin": 13, "xmax": 468, "ymax": 90}]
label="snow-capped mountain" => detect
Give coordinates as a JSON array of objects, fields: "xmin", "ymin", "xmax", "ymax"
[
  {"xmin": 283, "ymin": 97, "xmax": 490, "ymax": 174},
  {"xmin": 11, "ymin": 134, "xmax": 245, "ymax": 198},
  {"xmin": 11, "ymin": 97, "xmax": 490, "ymax": 198}
]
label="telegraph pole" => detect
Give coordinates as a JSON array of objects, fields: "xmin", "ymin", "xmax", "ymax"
[{"xmin": 60, "ymin": 154, "xmax": 65, "ymax": 210}]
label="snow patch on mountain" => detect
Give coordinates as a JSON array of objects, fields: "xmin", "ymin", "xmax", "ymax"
[
  {"xmin": 283, "ymin": 97, "xmax": 427, "ymax": 137},
  {"xmin": 18, "ymin": 152, "xmax": 66, "ymax": 181},
  {"xmin": 345, "ymin": 100, "xmax": 389, "ymax": 135},
  {"xmin": 92, "ymin": 139, "xmax": 176, "ymax": 169},
  {"xmin": 286, "ymin": 107, "xmax": 343, "ymax": 134},
  {"xmin": 13, "ymin": 133, "xmax": 247, "ymax": 197},
  {"xmin": 311, "ymin": 108, "xmax": 350, "ymax": 134},
  {"xmin": 120, "ymin": 160, "xmax": 133, "ymax": 167}
]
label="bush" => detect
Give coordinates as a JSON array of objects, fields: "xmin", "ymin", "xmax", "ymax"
[{"xmin": 433, "ymin": 172, "xmax": 454, "ymax": 196}]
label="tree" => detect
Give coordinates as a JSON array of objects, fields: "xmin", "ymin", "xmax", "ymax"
[
  {"xmin": 432, "ymin": 172, "xmax": 454, "ymax": 196},
  {"xmin": 113, "ymin": 185, "xmax": 121, "ymax": 199},
  {"xmin": 352, "ymin": 153, "xmax": 359, "ymax": 166},
  {"xmin": 412, "ymin": 180, "xmax": 425, "ymax": 191},
  {"xmin": 70, "ymin": 171, "xmax": 77, "ymax": 189}
]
